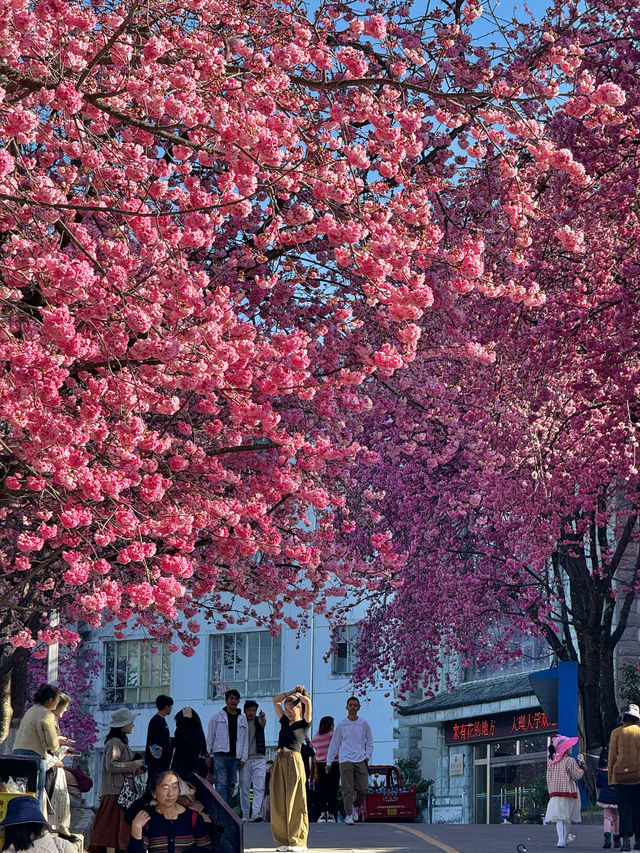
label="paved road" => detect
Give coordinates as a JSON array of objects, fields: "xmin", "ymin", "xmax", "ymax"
[{"xmin": 243, "ymin": 820, "xmax": 612, "ymax": 853}]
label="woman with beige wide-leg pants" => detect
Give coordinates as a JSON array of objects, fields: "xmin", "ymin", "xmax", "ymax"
[{"xmin": 271, "ymin": 686, "xmax": 312, "ymax": 853}]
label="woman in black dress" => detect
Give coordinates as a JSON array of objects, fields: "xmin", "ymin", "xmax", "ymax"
[{"xmin": 270, "ymin": 685, "xmax": 313, "ymax": 853}]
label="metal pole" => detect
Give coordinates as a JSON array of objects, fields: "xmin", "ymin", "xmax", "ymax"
[
  {"xmin": 47, "ymin": 611, "xmax": 59, "ymax": 684},
  {"xmin": 309, "ymin": 610, "xmax": 315, "ymax": 714}
]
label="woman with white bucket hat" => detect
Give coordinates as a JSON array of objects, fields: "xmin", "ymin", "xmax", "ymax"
[{"xmin": 89, "ymin": 708, "xmax": 144, "ymax": 853}]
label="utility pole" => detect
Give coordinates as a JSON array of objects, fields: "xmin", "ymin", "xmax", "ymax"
[{"xmin": 47, "ymin": 611, "xmax": 59, "ymax": 684}]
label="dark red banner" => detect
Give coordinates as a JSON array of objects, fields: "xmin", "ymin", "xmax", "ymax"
[{"xmin": 444, "ymin": 708, "xmax": 556, "ymax": 744}]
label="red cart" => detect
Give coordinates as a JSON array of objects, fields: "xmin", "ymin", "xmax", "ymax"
[{"xmin": 361, "ymin": 765, "xmax": 417, "ymax": 821}]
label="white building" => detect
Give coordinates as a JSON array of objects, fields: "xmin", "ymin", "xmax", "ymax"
[{"xmin": 83, "ymin": 607, "xmax": 398, "ymax": 803}]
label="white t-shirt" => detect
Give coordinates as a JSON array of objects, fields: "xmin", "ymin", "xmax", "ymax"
[{"xmin": 326, "ymin": 717, "xmax": 373, "ymax": 764}]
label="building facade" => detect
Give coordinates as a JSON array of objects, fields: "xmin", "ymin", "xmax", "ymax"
[{"xmin": 83, "ymin": 608, "xmax": 397, "ymax": 804}]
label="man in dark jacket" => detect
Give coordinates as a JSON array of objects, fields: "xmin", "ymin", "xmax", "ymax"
[{"xmin": 145, "ymin": 694, "xmax": 174, "ymax": 782}]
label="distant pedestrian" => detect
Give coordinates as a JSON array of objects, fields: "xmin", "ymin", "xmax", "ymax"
[
  {"xmin": 239, "ymin": 701, "xmax": 267, "ymax": 821},
  {"xmin": 300, "ymin": 738, "xmax": 316, "ymax": 821},
  {"xmin": 544, "ymin": 734, "xmax": 584, "ymax": 848},
  {"xmin": 326, "ymin": 697, "xmax": 372, "ymax": 825},
  {"xmin": 596, "ymin": 748, "xmax": 620, "ymax": 849},
  {"xmin": 12, "ymin": 683, "xmax": 61, "ymax": 811},
  {"xmin": 89, "ymin": 708, "xmax": 144, "ymax": 853},
  {"xmin": 608, "ymin": 703, "xmax": 640, "ymax": 852},
  {"xmin": 207, "ymin": 689, "xmax": 248, "ymax": 805},
  {"xmin": 263, "ymin": 760, "xmax": 274, "ymax": 823},
  {"xmin": 171, "ymin": 707, "xmax": 208, "ymax": 780},
  {"xmin": 270, "ymin": 685, "xmax": 312, "ymax": 853},
  {"xmin": 310, "ymin": 717, "xmax": 339, "ymax": 823},
  {"xmin": 145, "ymin": 695, "xmax": 174, "ymax": 782}
]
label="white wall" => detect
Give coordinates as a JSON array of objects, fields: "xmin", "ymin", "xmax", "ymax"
[{"xmin": 83, "ymin": 604, "xmax": 397, "ymax": 802}]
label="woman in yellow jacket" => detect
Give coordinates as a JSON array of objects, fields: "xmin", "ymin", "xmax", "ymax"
[{"xmin": 608, "ymin": 703, "xmax": 640, "ymax": 852}]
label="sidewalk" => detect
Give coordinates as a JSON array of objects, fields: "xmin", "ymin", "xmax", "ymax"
[{"xmin": 243, "ymin": 819, "xmax": 614, "ymax": 853}]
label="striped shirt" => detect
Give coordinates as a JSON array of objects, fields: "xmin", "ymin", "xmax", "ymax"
[
  {"xmin": 310, "ymin": 731, "xmax": 334, "ymax": 762},
  {"xmin": 127, "ymin": 807, "xmax": 211, "ymax": 853}
]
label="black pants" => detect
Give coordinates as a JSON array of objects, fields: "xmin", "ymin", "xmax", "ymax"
[
  {"xmin": 614, "ymin": 784, "xmax": 640, "ymax": 838},
  {"xmin": 315, "ymin": 761, "xmax": 339, "ymax": 818}
]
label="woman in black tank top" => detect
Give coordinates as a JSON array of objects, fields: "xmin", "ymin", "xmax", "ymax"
[{"xmin": 270, "ymin": 686, "xmax": 313, "ymax": 853}]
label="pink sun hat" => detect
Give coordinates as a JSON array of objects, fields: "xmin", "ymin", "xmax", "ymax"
[{"xmin": 550, "ymin": 734, "xmax": 578, "ymax": 763}]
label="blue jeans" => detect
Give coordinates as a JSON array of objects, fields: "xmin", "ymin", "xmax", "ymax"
[
  {"xmin": 214, "ymin": 753, "xmax": 239, "ymax": 805},
  {"xmin": 13, "ymin": 749, "xmax": 47, "ymax": 812}
]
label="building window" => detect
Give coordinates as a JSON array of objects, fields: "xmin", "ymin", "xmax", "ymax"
[
  {"xmin": 104, "ymin": 640, "xmax": 171, "ymax": 704},
  {"xmin": 208, "ymin": 631, "xmax": 281, "ymax": 699},
  {"xmin": 331, "ymin": 624, "xmax": 358, "ymax": 676}
]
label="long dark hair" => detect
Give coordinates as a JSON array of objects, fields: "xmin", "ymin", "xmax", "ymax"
[
  {"xmin": 317, "ymin": 716, "xmax": 334, "ymax": 736},
  {"xmin": 548, "ymin": 743, "xmax": 556, "ymax": 761},
  {"xmin": 33, "ymin": 683, "xmax": 59, "ymax": 706},
  {"xmin": 174, "ymin": 708, "xmax": 205, "ymax": 747},
  {"xmin": 104, "ymin": 726, "xmax": 129, "ymax": 745},
  {"xmin": 1, "ymin": 823, "xmax": 46, "ymax": 852}
]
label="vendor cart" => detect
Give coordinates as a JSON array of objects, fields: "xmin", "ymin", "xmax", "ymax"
[
  {"xmin": 0, "ymin": 755, "xmax": 39, "ymax": 822},
  {"xmin": 361, "ymin": 764, "xmax": 417, "ymax": 821}
]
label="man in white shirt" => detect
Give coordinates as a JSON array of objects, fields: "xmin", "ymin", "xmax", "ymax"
[{"xmin": 326, "ymin": 696, "xmax": 373, "ymax": 824}]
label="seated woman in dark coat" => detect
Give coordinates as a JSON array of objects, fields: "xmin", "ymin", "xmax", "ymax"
[{"xmin": 127, "ymin": 770, "xmax": 212, "ymax": 853}]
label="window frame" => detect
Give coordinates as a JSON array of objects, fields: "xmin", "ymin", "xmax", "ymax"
[
  {"xmin": 208, "ymin": 630, "xmax": 282, "ymax": 700},
  {"xmin": 331, "ymin": 624, "xmax": 359, "ymax": 676},
  {"xmin": 103, "ymin": 639, "xmax": 171, "ymax": 705}
]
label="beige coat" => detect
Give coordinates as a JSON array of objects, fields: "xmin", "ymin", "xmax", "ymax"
[
  {"xmin": 13, "ymin": 704, "xmax": 59, "ymax": 757},
  {"xmin": 100, "ymin": 736, "xmax": 140, "ymax": 796},
  {"xmin": 608, "ymin": 722, "xmax": 640, "ymax": 785}
]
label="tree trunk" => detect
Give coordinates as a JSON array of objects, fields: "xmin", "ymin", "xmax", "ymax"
[
  {"xmin": 0, "ymin": 668, "xmax": 13, "ymax": 747},
  {"xmin": 0, "ymin": 647, "xmax": 31, "ymax": 747}
]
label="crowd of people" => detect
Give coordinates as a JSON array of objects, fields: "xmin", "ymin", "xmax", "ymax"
[
  {"xmin": 14, "ymin": 680, "xmax": 638, "ymax": 853},
  {"xmin": 70, "ymin": 686, "xmax": 372, "ymax": 853},
  {"xmin": 544, "ymin": 702, "xmax": 640, "ymax": 851}
]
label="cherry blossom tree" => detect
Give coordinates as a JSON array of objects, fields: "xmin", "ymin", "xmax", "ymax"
[
  {"xmin": 27, "ymin": 645, "xmax": 100, "ymax": 755},
  {"xmin": 344, "ymin": 0, "xmax": 640, "ymax": 750},
  {"xmin": 0, "ymin": 0, "xmax": 634, "ymax": 743},
  {"xmin": 0, "ymin": 0, "xmax": 575, "ymax": 662}
]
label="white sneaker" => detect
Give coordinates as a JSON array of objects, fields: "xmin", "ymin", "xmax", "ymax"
[
  {"xmin": 344, "ymin": 815, "xmax": 354, "ymax": 825},
  {"xmin": 567, "ymin": 835, "xmax": 575, "ymax": 844},
  {"xmin": 351, "ymin": 807, "xmax": 359, "ymax": 822},
  {"xmin": 276, "ymin": 847, "xmax": 288, "ymax": 851},
  {"xmin": 317, "ymin": 815, "xmax": 326, "ymax": 823},
  {"xmin": 289, "ymin": 847, "xmax": 307, "ymax": 852},
  {"xmin": 327, "ymin": 816, "xmax": 336, "ymax": 823}
]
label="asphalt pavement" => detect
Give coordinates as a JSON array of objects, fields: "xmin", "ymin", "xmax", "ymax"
[{"xmin": 243, "ymin": 819, "xmax": 616, "ymax": 853}]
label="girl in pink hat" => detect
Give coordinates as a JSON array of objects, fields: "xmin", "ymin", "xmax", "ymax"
[{"xmin": 545, "ymin": 734, "xmax": 585, "ymax": 848}]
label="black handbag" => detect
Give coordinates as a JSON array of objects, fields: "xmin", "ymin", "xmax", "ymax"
[{"xmin": 118, "ymin": 774, "xmax": 141, "ymax": 808}]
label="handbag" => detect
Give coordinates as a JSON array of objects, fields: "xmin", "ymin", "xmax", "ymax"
[{"xmin": 118, "ymin": 774, "xmax": 141, "ymax": 808}]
